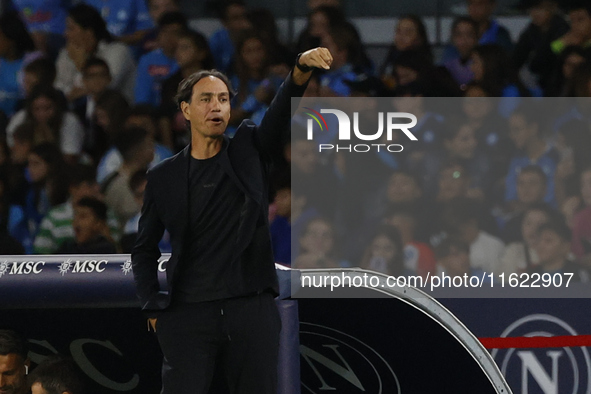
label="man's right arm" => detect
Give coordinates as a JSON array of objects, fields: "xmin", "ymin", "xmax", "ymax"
[{"xmin": 131, "ymin": 173, "xmax": 165, "ymax": 316}]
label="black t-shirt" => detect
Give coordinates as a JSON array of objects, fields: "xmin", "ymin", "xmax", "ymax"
[{"xmin": 175, "ymin": 153, "xmax": 244, "ymax": 302}]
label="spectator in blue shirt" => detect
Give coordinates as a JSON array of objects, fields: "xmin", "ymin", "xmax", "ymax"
[
  {"xmin": 82, "ymin": 0, "xmax": 154, "ymax": 47},
  {"xmin": 505, "ymin": 104, "xmax": 559, "ymax": 206},
  {"xmin": 208, "ymin": 0, "xmax": 252, "ymax": 75},
  {"xmin": 467, "ymin": 0, "xmax": 513, "ymax": 52},
  {"xmin": 0, "ymin": 11, "xmax": 36, "ymax": 118},
  {"xmin": 319, "ymin": 24, "xmax": 360, "ymax": 97},
  {"xmin": 134, "ymin": 12, "xmax": 186, "ymax": 107},
  {"xmin": 140, "ymin": 0, "xmax": 180, "ymax": 56},
  {"xmin": 8, "ymin": 0, "xmax": 69, "ymax": 59},
  {"xmin": 441, "ymin": 17, "xmax": 478, "ymax": 89}
]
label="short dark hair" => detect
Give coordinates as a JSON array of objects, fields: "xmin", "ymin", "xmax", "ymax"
[
  {"xmin": 434, "ymin": 237, "xmax": 470, "ymax": 260},
  {"xmin": 68, "ymin": 164, "xmax": 97, "ymax": 187},
  {"xmin": 175, "ymin": 69, "xmax": 235, "ymax": 109},
  {"xmin": 0, "ymin": 329, "xmax": 28, "ymax": 360},
  {"xmin": 82, "ymin": 57, "xmax": 110, "ymax": 76},
  {"xmin": 451, "ymin": 16, "xmax": 478, "ymax": 34},
  {"xmin": 28, "ymin": 356, "xmax": 84, "ymax": 394},
  {"xmin": 24, "ymin": 58, "xmax": 57, "ymax": 87},
  {"xmin": 76, "ymin": 197, "xmax": 108, "ymax": 222},
  {"xmin": 114, "ymin": 126, "xmax": 149, "ymax": 163},
  {"xmin": 68, "ymin": 4, "xmax": 112, "ymax": 42},
  {"xmin": 158, "ymin": 11, "xmax": 188, "ymax": 29}
]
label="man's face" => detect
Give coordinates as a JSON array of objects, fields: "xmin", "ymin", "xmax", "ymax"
[
  {"xmin": 73, "ymin": 206, "xmax": 103, "ymax": 244},
  {"xmin": 83, "ymin": 65, "xmax": 111, "ymax": 97},
  {"xmin": 0, "ymin": 354, "xmax": 28, "ymax": 394},
  {"xmin": 181, "ymin": 76, "xmax": 231, "ymax": 140},
  {"xmin": 452, "ymin": 21, "xmax": 478, "ymax": 57},
  {"xmin": 158, "ymin": 23, "xmax": 184, "ymax": 57}
]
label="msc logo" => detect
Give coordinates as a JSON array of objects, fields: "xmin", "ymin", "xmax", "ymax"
[
  {"xmin": 303, "ymin": 108, "xmax": 417, "ymax": 153},
  {"xmin": 59, "ymin": 259, "xmax": 108, "ymax": 275},
  {"xmin": 492, "ymin": 314, "xmax": 591, "ymax": 394},
  {"xmin": 0, "ymin": 260, "xmax": 45, "ymax": 277},
  {"xmin": 300, "ymin": 323, "xmax": 400, "ymax": 393}
]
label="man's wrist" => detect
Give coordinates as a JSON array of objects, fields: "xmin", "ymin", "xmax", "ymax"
[{"xmin": 295, "ymin": 53, "xmax": 313, "ymax": 73}]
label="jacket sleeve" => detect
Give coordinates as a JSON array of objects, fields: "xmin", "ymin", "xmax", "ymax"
[
  {"xmin": 254, "ymin": 71, "xmax": 308, "ymax": 162},
  {"xmin": 131, "ymin": 172, "xmax": 165, "ymax": 315}
]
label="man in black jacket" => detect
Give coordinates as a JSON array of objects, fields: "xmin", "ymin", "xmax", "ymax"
[{"xmin": 131, "ymin": 47, "xmax": 332, "ymax": 393}]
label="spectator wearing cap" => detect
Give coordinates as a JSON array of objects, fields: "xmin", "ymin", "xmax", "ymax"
[
  {"xmin": 513, "ymin": 0, "xmax": 569, "ymax": 94},
  {"xmin": 134, "ymin": 12, "xmax": 187, "ymax": 107}
]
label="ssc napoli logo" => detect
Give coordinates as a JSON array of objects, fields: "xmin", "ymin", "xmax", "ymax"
[{"xmin": 492, "ymin": 314, "xmax": 591, "ymax": 394}]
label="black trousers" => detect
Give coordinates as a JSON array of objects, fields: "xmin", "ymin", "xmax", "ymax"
[{"xmin": 155, "ymin": 293, "xmax": 281, "ymax": 394}]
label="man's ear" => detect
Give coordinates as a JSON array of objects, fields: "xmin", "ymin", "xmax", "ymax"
[{"xmin": 181, "ymin": 101, "xmax": 190, "ymax": 120}]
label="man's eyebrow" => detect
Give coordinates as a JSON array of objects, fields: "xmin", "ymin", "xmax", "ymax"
[{"xmin": 199, "ymin": 92, "xmax": 229, "ymax": 97}]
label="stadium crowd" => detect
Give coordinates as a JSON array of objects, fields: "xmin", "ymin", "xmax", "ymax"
[{"xmin": 0, "ymin": 0, "xmax": 591, "ymax": 288}]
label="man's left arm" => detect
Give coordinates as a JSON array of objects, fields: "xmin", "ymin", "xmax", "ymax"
[{"xmin": 255, "ymin": 48, "xmax": 332, "ymax": 158}]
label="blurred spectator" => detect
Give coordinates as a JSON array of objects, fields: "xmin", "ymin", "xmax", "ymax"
[
  {"xmin": 296, "ymin": 5, "xmax": 346, "ymax": 54},
  {"xmin": 6, "ymin": 124, "xmax": 34, "ymax": 205},
  {"xmin": 141, "ymin": 0, "xmax": 181, "ymax": 55},
  {"xmin": 0, "ymin": 329, "xmax": 30, "ymax": 394},
  {"xmin": 97, "ymin": 106, "xmax": 173, "ymax": 183},
  {"xmin": 293, "ymin": 217, "xmax": 341, "ymax": 269},
  {"xmin": 161, "ymin": 29, "xmax": 215, "ymax": 150},
  {"xmin": 9, "ymin": 143, "xmax": 68, "ymax": 253},
  {"xmin": 82, "ymin": 0, "xmax": 154, "ymax": 47},
  {"xmin": 57, "ymin": 196, "xmax": 117, "ymax": 254},
  {"xmin": 208, "ymin": 0, "xmax": 252, "ymax": 75},
  {"xmin": 0, "ymin": 11, "xmax": 37, "ymax": 117},
  {"xmin": 385, "ymin": 210, "xmax": 436, "ymax": 278},
  {"xmin": 134, "ymin": 11, "xmax": 186, "ymax": 107},
  {"xmin": 19, "ymin": 58, "xmax": 58, "ymax": 111},
  {"xmin": 529, "ymin": 220, "xmax": 589, "ymax": 281},
  {"xmin": 319, "ymin": 24, "xmax": 362, "ymax": 96},
  {"xmin": 248, "ymin": 8, "xmax": 293, "ymax": 73},
  {"xmin": 7, "ymin": 0, "xmax": 68, "ymax": 59},
  {"xmin": 571, "ymin": 61, "xmax": 591, "ymax": 97},
  {"xmin": 435, "ymin": 237, "xmax": 489, "ymax": 278},
  {"xmin": 0, "ymin": 174, "xmax": 25, "ymax": 254},
  {"xmin": 381, "ymin": 15, "xmax": 432, "ymax": 90},
  {"xmin": 33, "ymin": 164, "xmax": 120, "ymax": 254},
  {"xmin": 546, "ymin": 46, "xmax": 589, "ymax": 96},
  {"xmin": 229, "ymin": 30, "xmax": 283, "ymax": 129},
  {"xmin": 71, "ymin": 57, "xmax": 112, "ymax": 162},
  {"xmin": 571, "ymin": 167, "xmax": 591, "ymax": 262},
  {"xmin": 6, "ymin": 85, "xmax": 84, "ymax": 163},
  {"xmin": 513, "ymin": 0, "xmax": 569, "ymax": 93},
  {"xmin": 441, "ymin": 17, "xmax": 479, "ymax": 88},
  {"xmin": 269, "ymin": 171, "xmax": 292, "ymax": 265},
  {"xmin": 442, "ymin": 197, "xmax": 504, "ymax": 274},
  {"xmin": 101, "ymin": 127, "xmax": 154, "ymax": 228},
  {"xmin": 505, "ymin": 104, "xmax": 559, "ymax": 205},
  {"xmin": 550, "ymin": 1, "xmax": 591, "ymax": 56},
  {"xmin": 498, "ymin": 165, "xmax": 548, "ymax": 242},
  {"xmin": 418, "ymin": 118, "xmax": 492, "ymax": 200},
  {"xmin": 359, "ymin": 225, "xmax": 406, "ymax": 276},
  {"xmin": 471, "ymin": 44, "xmax": 531, "ymax": 99},
  {"xmin": 467, "ymin": 0, "xmax": 513, "ymax": 52},
  {"xmin": 55, "ymin": 4, "xmax": 136, "ymax": 102},
  {"xmin": 28, "ymin": 356, "xmax": 84, "ymax": 394},
  {"xmin": 92, "ymin": 90, "xmax": 131, "ymax": 164},
  {"xmin": 499, "ymin": 202, "xmax": 557, "ymax": 275}
]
